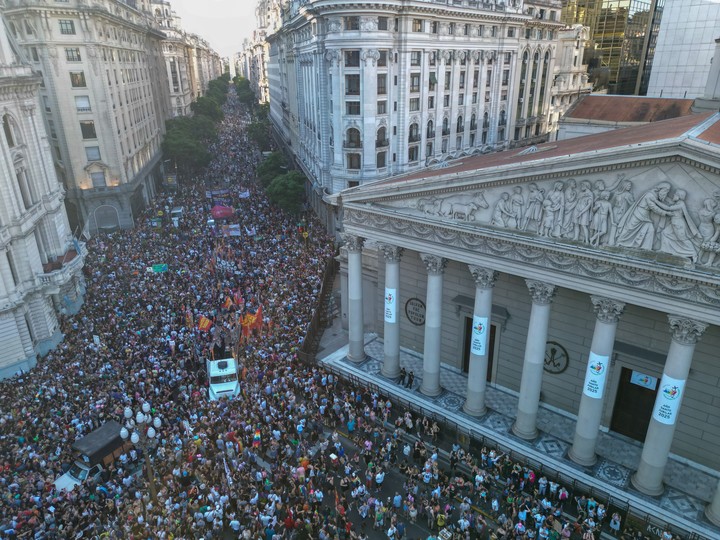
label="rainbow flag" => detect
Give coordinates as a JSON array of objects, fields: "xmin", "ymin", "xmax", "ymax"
[{"xmin": 252, "ymin": 429, "xmax": 261, "ymax": 448}]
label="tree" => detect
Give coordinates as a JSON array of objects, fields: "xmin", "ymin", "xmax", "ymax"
[
  {"xmin": 191, "ymin": 96, "xmax": 223, "ymax": 121},
  {"xmin": 257, "ymin": 151, "xmax": 287, "ymax": 187},
  {"xmin": 161, "ymin": 130, "xmax": 211, "ymax": 172},
  {"xmin": 235, "ymin": 77, "xmax": 255, "ymax": 105},
  {"xmin": 266, "ymin": 171, "xmax": 306, "ymax": 214},
  {"xmin": 247, "ymin": 121, "xmax": 270, "ymax": 151}
]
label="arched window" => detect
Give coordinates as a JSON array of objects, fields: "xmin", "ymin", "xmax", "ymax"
[
  {"xmin": 442, "ymin": 117, "xmax": 449, "ymax": 135},
  {"xmin": 499, "ymin": 110, "xmax": 507, "ymax": 126},
  {"xmin": 456, "ymin": 115, "xmax": 464, "ymax": 132},
  {"xmin": 346, "ymin": 127, "xmax": 361, "ymax": 148},
  {"xmin": 470, "ymin": 114, "xmax": 477, "ymax": 130},
  {"xmin": 376, "ymin": 126, "xmax": 387, "ymax": 147},
  {"xmin": 483, "ymin": 111, "xmax": 489, "ymax": 129},
  {"xmin": 427, "ymin": 120, "xmax": 434, "ymax": 138},
  {"xmin": 409, "ymin": 122, "xmax": 419, "ymax": 142}
]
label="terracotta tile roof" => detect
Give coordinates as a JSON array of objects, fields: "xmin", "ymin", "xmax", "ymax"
[
  {"xmin": 563, "ymin": 94, "xmax": 695, "ymax": 123},
  {"xmin": 697, "ymin": 116, "xmax": 720, "ymax": 144},
  {"xmin": 383, "ymin": 112, "xmax": 716, "ymax": 185}
]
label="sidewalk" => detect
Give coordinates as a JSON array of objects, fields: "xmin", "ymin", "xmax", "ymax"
[{"xmin": 316, "ymin": 317, "xmax": 720, "ymax": 539}]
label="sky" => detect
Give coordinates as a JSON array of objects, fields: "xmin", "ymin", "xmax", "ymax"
[{"xmin": 169, "ymin": 0, "xmax": 259, "ymax": 59}]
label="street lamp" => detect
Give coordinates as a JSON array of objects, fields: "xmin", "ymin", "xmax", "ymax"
[{"xmin": 120, "ymin": 402, "xmax": 162, "ymax": 501}]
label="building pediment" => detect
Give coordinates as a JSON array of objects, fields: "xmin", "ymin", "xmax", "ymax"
[
  {"xmin": 341, "ymin": 151, "xmax": 720, "ymax": 324},
  {"xmin": 344, "ymin": 155, "xmax": 720, "ymax": 270}
]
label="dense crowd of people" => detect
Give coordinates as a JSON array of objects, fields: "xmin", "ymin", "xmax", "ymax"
[{"xmin": 0, "ymin": 89, "xmax": 685, "ymax": 540}]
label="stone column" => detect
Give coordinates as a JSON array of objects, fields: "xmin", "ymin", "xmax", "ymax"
[
  {"xmin": 419, "ymin": 253, "xmax": 447, "ymax": 397},
  {"xmin": 568, "ymin": 296, "xmax": 626, "ymax": 466},
  {"xmin": 379, "ymin": 243, "xmax": 403, "ymax": 378},
  {"xmin": 463, "ymin": 265, "xmax": 498, "ymax": 416},
  {"xmin": 512, "ymin": 279, "xmax": 557, "ymax": 440},
  {"xmin": 706, "ymin": 479, "xmax": 720, "ymax": 527},
  {"xmin": 344, "ymin": 234, "xmax": 366, "ymax": 363},
  {"xmin": 631, "ymin": 316, "xmax": 708, "ymax": 496}
]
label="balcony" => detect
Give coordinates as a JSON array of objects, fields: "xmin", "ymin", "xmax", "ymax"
[
  {"xmin": 37, "ymin": 246, "xmax": 85, "ymax": 293},
  {"xmin": 442, "ymin": 128, "xmax": 450, "ymax": 136},
  {"xmin": 427, "ymin": 131, "xmax": 436, "ymax": 138},
  {"xmin": 409, "ymin": 134, "xmax": 421, "ymax": 143},
  {"xmin": 343, "ymin": 140, "xmax": 363, "ymax": 149},
  {"xmin": 375, "ymin": 139, "xmax": 389, "ymax": 148}
]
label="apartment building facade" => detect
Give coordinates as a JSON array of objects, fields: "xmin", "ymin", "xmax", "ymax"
[
  {"xmin": 0, "ymin": 12, "xmax": 85, "ymax": 378},
  {"xmin": 4, "ymin": 0, "xmax": 172, "ymax": 234}
]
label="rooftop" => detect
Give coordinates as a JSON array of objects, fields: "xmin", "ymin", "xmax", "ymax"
[{"xmin": 563, "ymin": 94, "xmax": 695, "ymax": 124}]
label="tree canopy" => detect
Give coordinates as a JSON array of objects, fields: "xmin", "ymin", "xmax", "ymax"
[
  {"xmin": 257, "ymin": 151, "xmax": 287, "ymax": 187},
  {"xmin": 190, "ymin": 96, "xmax": 223, "ymax": 122},
  {"xmin": 266, "ymin": 171, "xmax": 306, "ymax": 215}
]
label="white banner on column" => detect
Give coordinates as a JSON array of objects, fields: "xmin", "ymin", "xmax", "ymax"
[
  {"xmin": 582, "ymin": 352, "xmax": 609, "ymax": 398},
  {"xmin": 470, "ymin": 316, "xmax": 489, "ymax": 356},
  {"xmin": 384, "ymin": 288, "xmax": 396, "ymax": 323},
  {"xmin": 652, "ymin": 375, "xmax": 685, "ymax": 425}
]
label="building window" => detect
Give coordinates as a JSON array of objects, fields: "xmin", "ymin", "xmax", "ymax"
[
  {"xmin": 43, "ymin": 95, "xmax": 51, "ymax": 112},
  {"xmin": 429, "ymin": 72, "xmax": 437, "ymax": 91},
  {"xmin": 457, "ymin": 116, "xmax": 464, "ymax": 132},
  {"xmin": 486, "ymin": 70, "xmax": 492, "ymax": 87},
  {"xmin": 409, "ymin": 98, "xmax": 420, "ymax": 111},
  {"xmin": 408, "ymin": 146, "xmax": 419, "ymax": 162},
  {"xmin": 448, "ymin": 22, "xmax": 455, "ymax": 35},
  {"xmin": 502, "ymin": 69, "xmax": 509, "ymax": 86},
  {"xmin": 410, "ymin": 73, "xmax": 420, "ymax": 93},
  {"xmin": 85, "ymin": 146, "xmax": 101, "ymax": 161},
  {"xmin": 345, "ymin": 101, "xmax": 360, "ymax": 115},
  {"xmin": 70, "ymin": 71, "xmax": 86, "ymax": 87},
  {"xmin": 507, "ymin": 27, "xmax": 515, "ymax": 38},
  {"xmin": 472, "ymin": 92, "xmax": 478, "ymax": 104},
  {"xmin": 428, "ymin": 96, "xmax": 435, "ymax": 109},
  {"xmin": 344, "ymin": 17, "xmax": 359, "ymax": 31},
  {"xmin": 90, "ymin": 171, "xmax": 106, "ymax": 187},
  {"xmin": 345, "ymin": 128, "xmax": 361, "ymax": 148},
  {"xmin": 376, "ymin": 127, "xmax": 388, "ymax": 147},
  {"xmin": 443, "ymin": 94, "xmax": 450, "ymax": 107},
  {"xmin": 459, "ymin": 71, "xmax": 466, "ymax": 89},
  {"xmin": 491, "ymin": 26, "xmax": 497, "ymax": 37},
  {"xmin": 409, "ymin": 123, "xmax": 420, "ymax": 142},
  {"xmin": 464, "ymin": 24, "xmax": 470, "ymax": 36},
  {"xmin": 347, "ymin": 153, "xmax": 361, "ymax": 170},
  {"xmin": 412, "ymin": 19, "xmax": 423, "ymax": 32},
  {"xmin": 377, "ymin": 151, "xmax": 386, "ymax": 168},
  {"xmin": 80, "ymin": 120, "xmax": 96, "ymax": 139},
  {"xmin": 377, "ymin": 74, "xmax": 387, "ymax": 95},
  {"xmin": 378, "ymin": 17, "xmax": 388, "ymax": 31},
  {"xmin": 3, "ymin": 115, "xmax": 16, "ymax": 147},
  {"xmin": 75, "ymin": 95, "xmax": 91, "ymax": 112},
  {"xmin": 345, "ymin": 74, "xmax": 360, "ymax": 95},
  {"xmin": 378, "ymin": 50, "xmax": 388, "ymax": 67},
  {"xmin": 344, "ymin": 50, "xmax": 360, "ymax": 67},
  {"xmin": 458, "ymin": 93, "xmax": 464, "ymax": 105},
  {"xmin": 505, "ymin": 52, "xmax": 511, "ymax": 65},
  {"xmin": 65, "ymin": 47, "xmax": 81, "ymax": 62},
  {"xmin": 30, "ymin": 47, "xmax": 39, "ymax": 62},
  {"xmin": 426, "ymin": 142, "xmax": 433, "ymax": 156},
  {"xmin": 410, "ymin": 51, "xmax": 421, "ymax": 67},
  {"xmin": 47, "ymin": 120, "xmax": 57, "ymax": 139},
  {"xmin": 431, "ymin": 21, "xmax": 438, "ymax": 34},
  {"xmin": 427, "ymin": 120, "xmax": 434, "ymax": 137},
  {"xmin": 59, "ymin": 20, "xmax": 75, "ymax": 35},
  {"xmin": 377, "ymin": 100, "xmax": 387, "ymax": 114},
  {"xmin": 444, "ymin": 71, "xmax": 451, "ymax": 90}
]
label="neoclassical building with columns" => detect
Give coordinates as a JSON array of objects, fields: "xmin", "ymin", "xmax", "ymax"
[{"xmin": 331, "ymin": 111, "xmax": 720, "ymax": 524}]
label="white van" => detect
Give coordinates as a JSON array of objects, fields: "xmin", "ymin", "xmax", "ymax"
[
  {"xmin": 170, "ymin": 206, "xmax": 184, "ymax": 227},
  {"xmin": 206, "ymin": 358, "xmax": 240, "ymax": 400}
]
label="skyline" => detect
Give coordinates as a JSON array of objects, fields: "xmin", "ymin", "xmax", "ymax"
[{"xmin": 169, "ymin": 0, "xmax": 258, "ymax": 59}]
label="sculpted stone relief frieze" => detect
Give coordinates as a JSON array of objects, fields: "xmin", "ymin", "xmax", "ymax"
[
  {"xmin": 379, "ymin": 165, "xmax": 720, "ymax": 269},
  {"xmin": 342, "ymin": 209, "xmax": 720, "ymax": 307}
]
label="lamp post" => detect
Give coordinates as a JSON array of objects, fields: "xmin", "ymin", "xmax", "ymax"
[{"xmin": 120, "ymin": 402, "xmax": 161, "ymax": 502}]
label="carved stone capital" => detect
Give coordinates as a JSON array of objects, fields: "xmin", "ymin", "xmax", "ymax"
[
  {"xmin": 325, "ymin": 49, "xmax": 341, "ymax": 66},
  {"xmin": 420, "ymin": 253, "xmax": 447, "ymax": 275},
  {"xmin": 361, "ymin": 48, "xmax": 380, "ymax": 67},
  {"xmin": 379, "ymin": 243, "xmax": 403, "ymax": 263},
  {"xmin": 343, "ymin": 234, "xmax": 364, "ymax": 253},
  {"xmin": 525, "ymin": 280, "xmax": 556, "ymax": 305},
  {"xmin": 590, "ymin": 296, "xmax": 625, "ymax": 324},
  {"xmin": 667, "ymin": 315, "xmax": 708, "ymax": 345},
  {"xmin": 468, "ymin": 265, "xmax": 498, "ymax": 289}
]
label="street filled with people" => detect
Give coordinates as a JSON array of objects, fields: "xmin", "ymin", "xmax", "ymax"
[{"xmin": 0, "ymin": 90, "xmax": 678, "ymax": 540}]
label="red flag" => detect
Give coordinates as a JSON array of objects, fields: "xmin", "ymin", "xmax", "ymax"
[
  {"xmin": 222, "ymin": 296, "xmax": 233, "ymax": 310},
  {"xmin": 197, "ymin": 316, "xmax": 213, "ymax": 332},
  {"xmin": 253, "ymin": 305, "xmax": 263, "ymax": 332}
]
